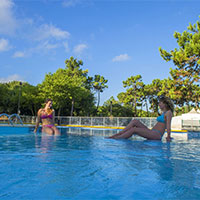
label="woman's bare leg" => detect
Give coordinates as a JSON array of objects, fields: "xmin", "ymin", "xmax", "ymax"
[
  {"xmin": 52, "ymin": 127, "xmax": 61, "ymax": 135},
  {"xmin": 121, "ymin": 119, "xmax": 148, "ymax": 133},
  {"xmin": 42, "ymin": 127, "xmax": 54, "ymax": 135},
  {"xmin": 113, "ymin": 127, "xmax": 161, "ymax": 140},
  {"xmin": 109, "ymin": 119, "xmax": 147, "ymax": 138}
]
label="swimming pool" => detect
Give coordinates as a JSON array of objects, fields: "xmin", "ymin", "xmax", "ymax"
[{"xmin": 1, "ymin": 126, "xmax": 200, "ymax": 199}]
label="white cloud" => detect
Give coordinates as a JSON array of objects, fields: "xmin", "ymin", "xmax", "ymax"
[
  {"xmin": 21, "ymin": 41, "xmax": 59, "ymax": 56},
  {"xmin": 13, "ymin": 51, "xmax": 25, "ymax": 58},
  {"xmin": 0, "ymin": 74, "xmax": 24, "ymax": 83},
  {"xmin": 63, "ymin": 41, "xmax": 70, "ymax": 52},
  {"xmin": 112, "ymin": 54, "xmax": 131, "ymax": 62},
  {"xmin": 15, "ymin": 24, "xmax": 71, "ymax": 56},
  {"xmin": 35, "ymin": 24, "xmax": 70, "ymax": 41},
  {"xmin": 37, "ymin": 41, "xmax": 59, "ymax": 50},
  {"xmin": 73, "ymin": 44, "xmax": 88, "ymax": 55},
  {"xmin": 0, "ymin": 38, "xmax": 11, "ymax": 52},
  {"xmin": 13, "ymin": 40, "xmax": 67, "ymax": 57},
  {"xmin": 62, "ymin": 0, "xmax": 81, "ymax": 7},
  {"xmin": 0, "ymin": 0, "xmax": 17, "ymax": 34},
  {"xmin": 0, "ymin": 1, "xmax": 72, "ymax": 56}
]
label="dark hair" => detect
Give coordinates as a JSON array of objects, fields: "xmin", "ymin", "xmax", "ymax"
[
  {"xmin": 45, "ymin": 98, "xmax": 52, "ymax": 104},
  {"xmin": 159, "ymin": 96, "xmax": 174, "ymax": 113}
]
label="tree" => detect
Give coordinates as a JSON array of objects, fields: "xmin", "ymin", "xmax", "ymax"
[
  {"xmin": 98, "ymin": 96, "xmax": 134, "ymax": 117},
  {"xmin": 121, "ymin": 75, "xmax": 144, "ymax": 116},
  {"xmin": 159, "ymin": 17, "xmax": 200, "ymax": 109},
  {"xmin": 0, "ymin": 81, "xmax": 40, "ymax": 115},
  {"xmin": 39, "ymin": 57, "xmax": 95, "ymax": 116},
  {"xmin": 65, "ymin": 57, "xmax": 94, "ymax": 116},
  {"xmin": 0, "ymin": 83, "xmax": 9, "ymax": 113},
  {"xmin": 20, "ymin": 83, "xmax": 41, "ymax": 115},
  {"xmin": 93, "ymin": 75, "xmax": 108, "ymax": 112},
  {"xmin": 145, "ymin": 79, "xmax": 163, "ymax": 115}
]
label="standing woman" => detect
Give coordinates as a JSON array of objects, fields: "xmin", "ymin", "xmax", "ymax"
[
  {"xmin": 34, "ymin": 99, "xmax": 60, "ymax": 135},
  {"xmin": 109, "ymin": 96, "xmax": 174, "ymax": 141}
]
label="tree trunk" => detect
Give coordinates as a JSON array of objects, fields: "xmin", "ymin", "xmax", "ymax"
[
  {"xmin": 157, "ymin": 103, "xmax": 159, "ymax": 115},
  {"xmin": 58, "ymin": 107, "xmax": 61, "ymax": 116},
  {"xmin": 31, "ymin": 104, "xmax": 34, "ymax": 116},
  {"xmin": 195, "ymin": 97, "xmax": 199, "ymax": 110},
  {"xmin": 134, "ymin": 95, "xmax": 137, "ymax": 117},
  {"xmin": 96, "ymin": 91, "xmax": 100, "ymax": 111},
  {"xmin": 58, "ymin": 107, "xmax": 61, "ymax": 125},
  {"xmin": 145, "ymin": 99, "xmax": 149, "ymax": 117},
  {"xmin": 71, "ymin": 98, "xmax": 74, "ymax": 116},
  {"xmin": 187, "ymin": 101, "xmax": 190, "ymax": 112}
]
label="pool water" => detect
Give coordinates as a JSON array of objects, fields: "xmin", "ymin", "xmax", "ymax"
[{"xmin": 1, "ymin": 127, "xmax": 200, "ymax": 199}]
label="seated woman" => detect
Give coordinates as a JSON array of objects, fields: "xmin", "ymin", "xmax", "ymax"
[
  {"xmin": 109, "ymin": 96, "xmax": 174, "ymax": 141},
  {"xmin": 34, "ymin": 99, "xmax": 60, "ymax": 135}
]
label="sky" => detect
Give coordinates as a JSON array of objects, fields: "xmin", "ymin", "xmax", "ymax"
[{"xmin": 0, "ymin": 0, "xmax": 200, "ymax": 105}]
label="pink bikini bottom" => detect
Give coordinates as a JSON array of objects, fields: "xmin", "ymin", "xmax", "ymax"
[{"xmin": 42, "ymin": 124, "xmax": 54, "ymax": 128}]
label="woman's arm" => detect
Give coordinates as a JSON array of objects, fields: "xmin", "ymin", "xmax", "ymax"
[
  {"xmin": 34, "ymin": 109, "xmax": 41, "ymax": 133},
  {"xmin": 165, "ymin": 111, "xmax": 173, "ymax": 141},
  {"xmin": 52, "ymin": 109, "xmax": 55, "ymax": 125}
]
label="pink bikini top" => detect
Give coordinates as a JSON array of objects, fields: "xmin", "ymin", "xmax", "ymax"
[{"xmin": 41, "ymin": 113, "xmax": 53, "ymax": 119}]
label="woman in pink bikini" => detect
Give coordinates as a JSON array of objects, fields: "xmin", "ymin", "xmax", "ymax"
[
  {"xmin": 34, "ymin": 99, "xmax": 60, "ymax": 135},
  {"xmin": 109, "ymin": 96, "xmax": 174, "ymax": 141}
]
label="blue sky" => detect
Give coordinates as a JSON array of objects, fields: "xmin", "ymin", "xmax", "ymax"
[{"xmin": 0, "ymin": 0, "xmax": 200, "ymax": 105}]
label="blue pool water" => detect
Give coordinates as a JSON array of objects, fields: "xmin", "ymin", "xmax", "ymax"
[{"xmin": 1, "ymin": 127, "xmax": 200, "ymax": 199}]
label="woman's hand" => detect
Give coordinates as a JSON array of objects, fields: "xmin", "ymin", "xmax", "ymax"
[{"xmin": 166, "ymin": 136, "xmax": 172, "ymax": 142}]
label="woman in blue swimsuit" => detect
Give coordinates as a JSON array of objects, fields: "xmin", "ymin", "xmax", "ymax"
[
  {"xmin": 34, "ymin": 99, "xmax": 60, "ymax": 135},
  {"xmin": 109, "ymin": 96, "xmax": 174, "ymax": 141}
]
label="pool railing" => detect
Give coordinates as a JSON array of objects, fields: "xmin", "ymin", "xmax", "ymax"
[
  {"xmin": 2, "ymin": 115, "xmax": 200, "ymax": 132},
  {"xmin": 0, "ymin": 113, "xmax": 23, "ymax": 126},
  {"xmin": 19, "ymin": 116, "xmax": 157, "ymax": 129}
]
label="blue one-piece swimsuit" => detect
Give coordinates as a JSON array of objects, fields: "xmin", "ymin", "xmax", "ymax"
[{"xmin": 152, "ymin": 112, "xmax": 166, "ymax": 137}]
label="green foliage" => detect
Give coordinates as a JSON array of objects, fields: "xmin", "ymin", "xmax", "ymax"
[
  {"xmin": 118, "ymin": 75, "xmax": 145, "ymax": 116},
  {"xmin": 0, "ymin": 57, "xmax": 107, "ymax": 117},
  {"xmin": 93, "ymin": 74, "xmax": 108, "ymax": 112},
  {"xmin": 0, "ymin": 83, "xmax": 11, "ymax": 113},
  {"xmin": 0, "ymin": 81, "xmax": 41, "ymax": 115},
  {"xmin": 38, "ymin": 56, "xmax": 96, "ymax": 116},
  {"xmin": 159, "ymin": 17, "xmax": 200, "ymax": 109},
  {"xmin": 98, "ymin": 96, "xmax": 134, "ymax": 117},
  {"xmin": 19, "ymin": 82, "xmax": 41, "ymax": 115},
  {"xmin": 144, "ymin": 79, "xmax": 163, "ymax": 115}
]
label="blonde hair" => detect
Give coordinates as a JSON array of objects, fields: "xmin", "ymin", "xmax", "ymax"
[{"xmin": 159, "ymin": 96, "xmax": 174, "ymax": 113}]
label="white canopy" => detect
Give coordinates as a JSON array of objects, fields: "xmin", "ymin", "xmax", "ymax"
[
  {"xmin": 181, "ymin": 108, "xmax": 200, "ymax": 120},
  {"xmin": 171, "ymin": 108, "xmax": 200, "ymax": 129}
]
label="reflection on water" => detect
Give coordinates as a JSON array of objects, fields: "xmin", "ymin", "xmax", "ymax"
[
  {"xmin": 61, "ymin": 127, "xmax": 120, "ymax": 137},
  {"xmin": 0, "ymin": 130, "xmax": 200, "ymax": 199}
]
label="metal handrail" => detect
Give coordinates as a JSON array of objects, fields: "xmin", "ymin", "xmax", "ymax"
[{"xmin": 0, "ymin": 113, "xmax": 23, "ymax": 126}]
